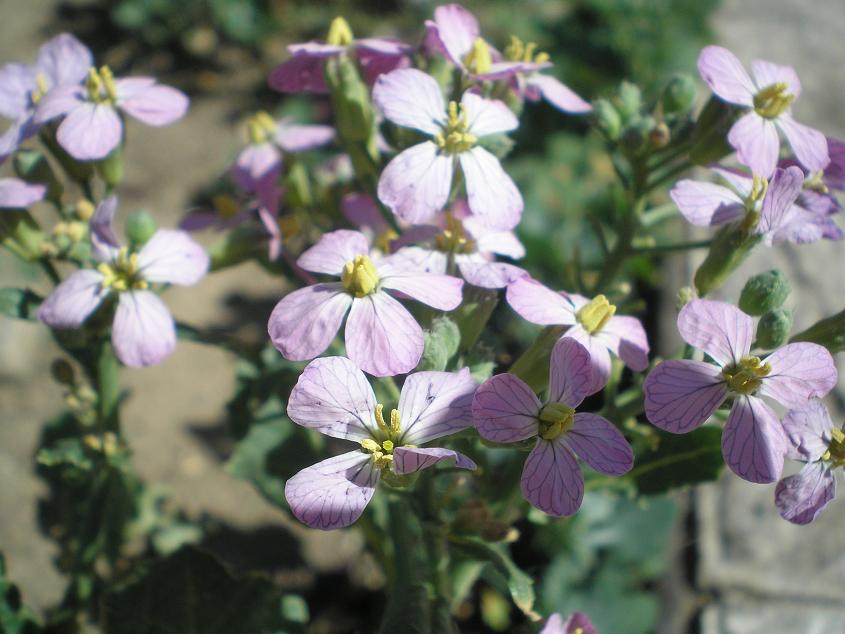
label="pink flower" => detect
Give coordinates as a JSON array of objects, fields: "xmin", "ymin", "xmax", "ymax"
[
  {"xmin": 823, "ymin": 136, "xmax": 845, "ymax": 191},
  {"xmin": 37, "ymin": 196, "xmax": 209, "ymax": 367},
  {"xmin": 506, "ymin": 277, "xmax": 649, "ymax": 394},
  {"xmin": 541, "ymin": 612, "xmax": 597, "ymax": 634},
  {"xmin": 285, "ymin": 356, "xmax": 477, "ymax": 530},
  {"xmin": 473, "ymin": 338, "xmax": 633, "ymax": 517},
  {"xmin": 374, "ymin": 68, "xmax": 523, "ymax": 229},
  {"xmin": 0, "ymin": 177, "xmax": 46, "ymax": 208},
  {"xmin": 267, "ymin": 229, "xmax": 464, "ymax": 376},
  {"xmin": 34, "ymin": 65, "xmax": 188, "ymax": 160},
  {"xmin": 697, "ymin": 46, "xmax": 828, "ymax": 178},
  {"xmin": 644, "ymin": 299, "xmax": 837, "ymax": 484}
]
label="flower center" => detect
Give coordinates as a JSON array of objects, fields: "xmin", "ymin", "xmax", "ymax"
[
  {"xmin": 435, "ymin": 214, "xmax": 476, "ymax": 254},
  {"xmin": 753, "ymin": 82, "xmax": 794, "ymax": 119},
  {"xmin": 361, "ymin": 403, "xmax": 405, "ymax": 468},
  {"xmin": 463, "ymin": 37, "xmax": 492, "ymax": 75},
  {"xmin": 576, "ymin": 294, "xmax": 616, "ymax": 334},
  {"xmin": 85, "ymin": 66, "xmax": 118, "ymax": 104},
  {"xmin": 435, "ymin": 101, "xmax": 477, "ymax": 155},
  {"xmin": 246, "ymin": 111, "xmax": 277, "ymax": 145},
  {"xmin": 326, "ymin": 16, "xmax": 354, "ymax": 46},
  {"xmin": 374, "ymin": 228, "xmax": 399, "ymax": 254},
  {"xmin": 721, "ymin": 355, "xmax": 771, "ymax": 395},
  {"xmin": 538, "ymin": 402, "xmax": 575, "ymax": 440},
  {"xmin": 738, "ymin": 175, "xmax": 768, "ymax": 231},
  {"xmin": 97, "ymin": 246, "xmax": 148, "ymax": 292},
  {"xmin": 803, "ymin": 170, "xmax": 829, "ymax": 194},
  {"xmin": 503, "ymin": 35, "xmax": 550, "ymax": 65},
  {"xmin": 821, "ymin": 427, "xmax": 845, "ymax": 467},
  {"xmin": 30, "ymin": 73, "xmax": 49, "ymax": 105},
  {"xmin": 341, "ymin": 254, "xmax": 379, "ymax": 297}
]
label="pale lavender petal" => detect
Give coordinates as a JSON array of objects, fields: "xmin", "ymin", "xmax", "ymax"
[
  {"xmin": 750, "ymin": 60, "xmax": 801, "ymax": 97},
  {"xmin": 275, "ymin": 123, "xmax": 334, "ymax": 152},
  {"xmin": 521, "ymin": 438, "xmax": 583, "ymax": 517},
  {"xmin": 457, "ymin": 260, "xmax": 526, "ymax": 288},
  {"xmin": 296, "ymin": 229, "xmax": 370, "ymax": 276},
  {"xmin": 36, "ymin": 33, "xmax": 92, "ymax": 87},
  {"xmin": 56, "ymin": 102, "xmax": 122, "ymax": 160},
  {"xmin": 540, "ymin": 613, "xmax": 565, "ymax": 634},
  {"xmin": 548, "ymin": 337, "xmax": 593, "ymax": 408},
  {"xmin": 567, "ymin": 413, "xmax": 633, "ymax": 476},
  {"xmin": 372, "ymin": 68, "xmax": 446, "ymax": 135},
  {"xmin": 596, "ymin": 315, "xmax": 650, "ymax": 372},
  {"xmin": 397, "ymin": 367, "xmax": 477, "ymax": 444},
  {"xmin": 379, "ymin": 270, "xmax": 464, "ymax": 311},
  {"xmin": 287, "ymin": 356, "xmax": 378, "ymax": 441},
  {"xmin": 88, "ymin": 194, "xmax": 121, "ymax": 261},
  {"xmin": 359, "ymin": 46, "xmax": 411, "ymax": 86},
  {"xmin": 392, "ymin": 446, "xmax": 476, "ymax": 475},
  {"xmin": 697, "ymin": 45, "xmax": 755, "ymax": 106},
  {"xmin": 472, "ymin": 373, "xmax": 541, "ymax": 443},
  {"xmin": 0, "ymin": 64, "xmax": 36, "ymax": 119},
  {"xmin": 506, "ymin": 276, "xmax": 576, "ymax": 326},
  {"xmin": 460, "ymin": 146, "xmax": 523, "ymax": 230},
  {"xmin": 112, "ymin": 290, "xmax": 176, "ymax": 368},
  {"xmin": 114, "ymin": 78, "xmax": 189, "ymax": 126},
  {"xmin": 564, "ymin": 326, "xmax": 612, "ymax": 395},
  {"xmin": 342, "ymin": 193, "xmax": 389, "ymax": 236},
  {"xmin": 355, "ymin": 38, "xmax": 411, "ymax": 57},
  {"xmin": 0, "ymin": 117, "xmax": 33, "ymax": 162},
  {"xmin": 345, "ymin": 291, "xmax": 423, "ymax": 377},
  {"xmin": 231, "ymin": 143, "xmax": 281, "ymax": 193},
  {"xmin": 562, "ymin": 613, "xmax": 597, "ymax": 634},
  {"xmin": 268, "ymin": 53, "xmax": 329, "ymax": 94},
  {"xmin": 775, "ymin": 461, "xmax": 836, "ymax": 525},
  {"xmin": 758, "ymin": 165, "xmax": 804, "ymax": 236},
  {"xmin": 782, "ymin": 399, "xmax": 833, "ymax": 462},
  {"xmin": 137, "ymin": 229, "xmax": 209, "ymax": 286},
  {"xmin": 0, "ymin": 177, "xmax": 45, "ymax": 208},
  {"xmin": 776, "ymin": 115, "xmax": 830, "ymax": 173},
  {"xmin": 475, "ymin": 60, "xmax": 532, "ymax": 82},
  {"xmin": 711, "ymin": 166, "xmax": 754, "ymax": 198},
  {"xmin": 288, "ymin": 42, "xmax": 345, "ymax": 56},
  {"xmin": 37, "ymin": 269, "xmax": 107, "ymax": 328},
  {"xmin": 426, "ymin": 3, "xmax": 479, "ymax": 67},
  {"xmin": 728, "ymin": 113, "xmax": 779, "ymax": 178},
  {"xmin": 268, "ymin": 283, "xmax": 352, "ymax": 360},
  {"xmin": 526, "ymin": 74, "xmax": 592, "ymax": 113},
  {"xmin": 377, "ymin": 141, "xmax": 453, "ymax": 225},
  {"xmin": 825, "ymin": 136, "xmax": 845, "ymax": 191},
  {"xmin": 677, "ymin": 299, "xmax": 752, "ymax": 366},
  {"xmin": 643, "ymin": 359, "xmax": 728, "ymax": 433},
  {"xmin": 467, "ymin": 219, "xmax": 525, "ymax": 258},
  {"xmin": 759, "ymin": 343, "xmax": 837, "ymax": 408},
  {"xmin": 721, "ymin": 395, "xmax": 787, "ymax": 484},
  {"xmin": 461, "ymin": 92, "xmax": 517, "ymax": 137},
  {"xmin": 33, "ymin": 84, "xmax": 84, "ymax": 124},
  {"xmin": 669, "ymin": 179, "xmax": 745, "ymax": 226},
  {"xmin": 285, "ymin": 451, "xmax": 378, "ymax": 530}
]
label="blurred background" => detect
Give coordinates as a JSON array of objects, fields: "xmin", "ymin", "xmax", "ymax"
[{"xmin": 1, "ymin": 1, "xmax": 843, "ymax": 632}]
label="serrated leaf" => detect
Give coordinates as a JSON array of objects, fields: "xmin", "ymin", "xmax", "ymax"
[{"xmin": 632, "ymin": 426, "xmax": 723, "ymax": 494}]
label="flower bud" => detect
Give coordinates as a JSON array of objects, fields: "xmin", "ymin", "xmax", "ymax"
[
  {"xmin": 689, "ymin": 97, "xmax": 738, "ymax": 166},
  {"xmin": 738, "ymin": 270, "xmax": 791, "ymax": 316},
  {"xmin": 790, "ymin": 308, "xmax": 845, "ymax": 354},
  {"xmin": 662, "ymin": 73, "xmax": 697, "ymax": 114},
  {"xmin": 125, "ymin": 210, "xmax": 157, "ymax": 246},
  {"xmin": 617, "ymin": 81, "xmax": 642, "ymax": 122},
  {"xmin": 756, "ymin": 308, "xmax": 793, "ymax": 349},
  {"xmin": 694, "ymin": 224, "xmax": 761, "ymax": 297},
  {"xmin": 620, "ymin": 115, "xmax": 655, "ymax": 153},
  {"xmin": 593, "ymin": 99, "xmax": 621, "ymax": 140},
  {"xmin": 97, "ymin": 144, "xmax": 124, "ymax": 188},
  {"xmin": 13, "ymin": 149, "xmax": 62, "ymax": 203}
]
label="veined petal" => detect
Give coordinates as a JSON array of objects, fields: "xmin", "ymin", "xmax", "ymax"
[
  {"xmin": 567, "ymin": 413, "xmax": 634, "ymax": 476},
  {"xmin": 750, "ymin": 59, "xmax": 801, "ymax": 97},
  {"xmin": 37, "ymin": 33, "xmax": 92, "ymax": 87},
  {"xmin": 0, "ymin": 177, "xmax": 46, "ymax": 208},
  {"xmin": 669, "ymin": 179, "xmax": 745, "ymax": 226},
  {"xmin": 775, "ymin": 461, "xmax": 836, "ymax": 525},
  {"xmin": 467, "ymin": 219, "xmax": 525, "ymax": 258},
  {"xmin": 397, "ymin": 367, "xmax": 477, "ymax": 445},
  {"xmin": 112, "ymin": 290, "xmax": 177, "ymax": 368},
  {"xmin": 506, "ymin": 276, "xmax": 576, "ymax": 326},
  {"xmin": 721, "ymin": 395, "xmax": 787, "ymax": 484},
  {"xmin": 380, "ymin": 270, "xmax": 464, "ymax": 311},
  {"xmin": 457, "ymin": 260, "xmax": 526, "ymax": 289},
  {"xmin": 548, "ymin": 337, "xmax": 593, "ymax": 408},
  {"xmin": 33, "ymin": 84, "xmax": 83, "ymax": 124},
  {"xmin": 677, "ymin": 299, "xmax": 752, "ymax": 366},
  {"xmin": 425, "ymin": 4, "xmax": 479, "ymax": 67},
  {"xmin": 89, "ymin": 195, "xmax": 121, "ymax": 261},
  {"xmin": 776, "ymin": 115, "xmax": 830, "ymax": 173},
  {"xmin": 711, "ymin": 166, "xmax": 754, "ymax": 198},
  {"xmin": 758, "ymin": 166, "xmax": 804, "ymax": 236},
  {"xmin": 782, "ymin": 399, "xmax": 833, "ymax": 462},
  {"xmin": 296, "ymin": 229, "xmax": 370, "ymax": 276},
  {"xmin": 728, "ymin": 113, "xmax": 779, "ymax": 178},
  {"xmin": 275, "ymin": 123, "xmax": 334, "ymax": 152},
  {"xmin": 285, "ymin": 451, "xmax": 378, "ymax": 530},
  {"xmin": 460, "ymin": 146, "xmax": 523, "ymax": 230},
  {"xmin": 564, "ymin": 326, "xmax": 612, "ymax": 396},
  {"xmin": 461, "ymin": 92, "xmax": 517, "ymax": 137},
  {"xmin": 372, "ymin": 68, "xmax": 446, "ymax": 135},
  {"xmin": 116, "ymin": 78, "xmax": 188, "ymax": 126},
  {"xmin": 526, "ymin": 74, "xmax": 592, "ymax": 113},
  {"xmin": 37, "ymin": 269, "xmax": 107, "ymax": 328},
  {"xmin": 268, "ymin": 53, "xmax": 329, "ymax": 94},
  {"xmin": 596, "ymin": 315, "xmax": 650, "ymax": 372},
  {"xmin": 287, "ymin": 356, "xmax": 379, "ymax": 441},
  {"xmin": 268, "ymin": 283, "xmax": 352, "ymax": 361},
  {"xmin": 392, "ymin": 447, "xmax": 476, "ymax": 475},
  {"xmin": 644, "ymin": 359, "xmax": 728, "ymax": 433},
  {"xmin": 55, "ymin": 102, "xmax": 122, "ymax": 161},
  {"xmin": 378, "ymin": 141, "xmax": 453, "ymax": 225},
  {"xmin": 521, "ymin": 438, "xmax": 583, "ymax": 517},
  {"xmin": 759, "ymin": 343, "xmax": 837, "ymax": 408},
  {"xmin": 472, "ymin": 373, "xmax": 541, "ymax": 443},
  {"xmin": 0, "ymin": 63, "xmax": 36, "ymax": 119},
  {"xmin": 137, "ymin": 229, "xmax": 209, "ymax": 286},
  {"xmin": 697, "ymin": 45, "xmax": 755, "ymax": 106},
  {"xmin": 345, "ymin": 292, "xmax": 423, "ymax": 377}
]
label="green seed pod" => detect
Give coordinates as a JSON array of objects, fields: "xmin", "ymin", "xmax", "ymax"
[
  {"xmin": 662, "ymin": 73, "xmax": 697, "ymax": 114},
  {"xmin": 790, "ymin": 308, "xmax": 845, "ymax": 354},
  {"xmin": 738, "ymin": 270, "xmax": 791, "ymax": 315},
  {"xmin": 593, "ymin": 98, "xmax": 622, "ymax": 140},
  {"xmin": 125, "ymin": 210, "xmax": 157, "ymax": 246},
  {"xmin": 689, "ymin": 97, "xmax": 738, "ymax": 166},
  {"xmin": 617, "ymin": 81, "xmax": 642, "ymax": 122},
  {"xmin": 756, "ymin": 308, "xmax": 793, "ymax": 349},
  {"xmin": 96, "ymin": 143, "xmax": 124, "ymax": 188}
]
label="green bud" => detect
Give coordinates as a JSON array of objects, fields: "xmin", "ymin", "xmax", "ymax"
[
  {"xmin": 13, "ymin": 150, "xmax": 62, "ymax": 202},
  {"xmin": 617, "ymin": 81, "xmax": 642, "ymax": 122},
  {"xmin": 662, "ymin": 73, "xmax": 697, "ymax": 114},
  {"xmin": 96, "ymin": 144, "xmax": 124, "ymax": 188},
  {"xmin": 790, "ymin": 307, "xmax": 845, "ymax": 354},
  {"xmin": 418, "ymin": 317, "xmax": 461, "ymax": 371},
  {"xmin": 689, "ymin": 96, "xmax": 738, "ymax": 166},
  {"xmin": 125, "ymin": 210, "xmax": 157, "ymax": 246},
  {"xmin": 593, "ymin": 99, "xmax": 622, "ymax": 140},
  {"xmin": 756, "ymin": 308, "xmax": 793, "ymax": 349},
  {"xmin": 509, "ymin": 325, "xmax": 566, "ymax": 392},
  {"xmin": 620, "ymin": 115, "xmax": 655, "ymax": 153},
  {"xmin": 738, "ymin": 270, "xmax": 791, "ymax": 315},
  {"xmin": 50, "ymin": 359, "xmax": 76, "ymax": 385},
  {"xmin": 694, "ymin": 224, "xmax": 761, "ymax": 297},
  {"xmin": 0, "ymin": 211, "xmax": 46, "ymax": 261}
]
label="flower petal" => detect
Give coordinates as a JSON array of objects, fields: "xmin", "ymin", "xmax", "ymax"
[
  {"xmin": 750, "ymin": 60, "xmax": 801, "ymax": 97},
  {"xmin": 268, "ymin": 283, "xmax": 352, "ymax": 361},
  {"xmin": 296, "ymin": 229, "xmax": 370, "ymax": 276},
  {"xmin": 372, "ymin": 68, "xmax": 446, "ymax": 135},
  {"xmin": 37, "ymin": 270, "xmax": 107, "ymax": 328},
  {"xmin": 776, "ymin": 115, "xmax": 830, "ymax": 173},
  {"xmin": 0, "ymin": 64, "xmax": 36, "ymax": 119},
  {"xmin": 506, "ymin": 276, "xmax": 576, "ymax": 326},
  {"xmin": 775, "ymin": 461, "xmax": 836, "ymax": 525},
  {"xmin": 380, "ymin": 269, "xmax": 464, "ymax": 311},
  {"xmin": 467, "ymin": 219, "xmax": 525, "ymax": 258},
  {"xmin": 378, "ymin": 141, "xmax": 454, "ymax": 225},
  {"xmin": 36, "ymin": 33, "xmax": 92, "ymax": 87},
  {"xmin": 275, "ymin": 123, "xmax": 334, "ymax": 152},
  {"xmin": 287, "ymin": 356, "xmax": 379, "ymax": 441},
  {"xmin": 425, "ymin": 4, "xmax": 479, "ymax": 67},
  {"xmin": 0, "ymin": 177, "xmax": 45, "ymax": 208},
  {"xmin": 521, "ymin": 438, "xmax": 583, "ymax": 517},
  {"xmin": 392, "ymin": 446, "xmax": 476, "ymax": 475},
  {"xmin": 548, "ymin": 337, "xmax": 593, "ymax": 408},
  {"xmin": 56, "ymin": 102, "xmax": 122, "ymax": 161},
  {"xmin": 460, "ymin": 146, "xmax": 523, "ymax": 230},
  {"xmin": 677, "ymin": 299, "xmax": 752, "ymax": 366},
  {"xmin": 114, "ymin": 78, "xmax": 188, "ymax": 126},
  {"xmin": 564, "ymin": 326, "xmax": 612, "ymax": 396},
  {"xmin": 268, "ymin": 53, "xmax": 329, "ymax": 94},
  {"xmin": 526, "ymin": 74, "xmax": 592, "ymax": 113},
  {"xmin": 597, "ymin": 315, "xmax": 650, "ymax": 372},
  {"xmin": 567, "ymin": 413, "xmax": 633, "ymax": 476},
  {"xmin": 758, "ymin": 165, "xmax": 804, "ymax": 237},
  {"xmin": 472, "ymin": 373, "xmax": 541, "ymax": 443},
  {"xmin": 345, "ymin": 291, "xmax": 424, "ymax": 377},
  {"xmin": 284, "ymin": 451, "xmax": 378, "ymax": 530},
  {"xmin": 342, "ymin": 193, "xmax": 390, "ymax": 236},
  {"xmin": 721, "ymin": 395, "xmax": 787, "ymax": 484},
  {"xmin": 461, "ymin": 92, "xmax": 517, "ymax": 137},
  {"xmin": 697, "ymin": 45, "xmax": 755, "ymax": 106},
  {"xmin": 782, "ymin": 399, "xmax": 833, "ymax": 462},
  {"xmin": 669, "ymin": 179, "xmax": 746, "ymax": 226},
  {"xmin": 231, "ymin": 143, "xmax": 281, "ymax": 193},
  {"xmin": 728, "ymin": 113, "xmax": 779, "ymax": 178},
  {"xmin": 759, "ymin": 342, "xmax": 837, "ymax": 408},
  {"xmin": 644, "ymin": 359, "xmax": 728, "ymax": 433},
  {"xmin": 112, "ymin": 290, "xmax": 176, "ymax": 368},
  {"xmin": 135, "ymin": 229, "xmax": 209, "ymax": 286},
  {"xmin": 397, "ymin": 368, "xmax": 477, "ymax": 445},
  {"xmin": 562, "ymin": 612, "xmax": 597, "ymax": 634},
  {"xmin": 457, "ymin": 260, "xmax": 526, "ymax": 289}
]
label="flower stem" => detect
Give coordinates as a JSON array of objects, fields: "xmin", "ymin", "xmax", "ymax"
[
  {"xmin": 96, "ymin": 341, "xmax": 121, "ymax": 434},
  {"xmin": 632, "ymin": 239, "xmax": 712, "ymax": 255}
]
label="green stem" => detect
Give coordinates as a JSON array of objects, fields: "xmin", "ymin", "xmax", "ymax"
[
  {"xmin": 40, "ymin": 258, "xmax": 61, "ymax": 285},
  {"xmin": 632, "ymin": 239, "xmax": 711, "ymax": 255},
  {"xmin": 592, "ymin": 196, "xmax": 645, "ymax": 293},
  {"xmin": 96, "ymin": 342, "xmax": 121, "ymax": 434}
]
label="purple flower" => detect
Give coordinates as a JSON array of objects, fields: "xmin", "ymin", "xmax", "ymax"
[
  {"xmin": 37, "ymin": 196, "xmax": 209, "ymax": 367},
  {"xmin": 541, "ymin": 612, "xmax": 597, "ymax": 634},
  {"xmin": 34, "ymin": 66, "xmax": 189, "ymax": 161},
  {"xmin": 374, "ymin": 68, "xmax": 523, "ymax": 229},
  {"xmin": 269, "ymin": 17, "xmax": 410, "ymax": 94},
  {"xmin": 775, "ymin": 399, "xmax": 841, "ymax": 525},
  {"xmin": 697, "ymin": 46, "xmax": 828, "ymax": 178},
  {"xmin": 473, "ymin": 338, "xmax": 633, "ymax": 516},
  {"xmin": 823, "ymin": 136, "xmax": 845, "ymax": 191},
  {"xmin": 267, "ymin": 229, "xmax": 464, "ymax": 376},
  {"xmin": 0, "ymin": 177, "xmax": 46, "ymax": 208},
  {"xmin": 0, "ymin": 34, "xmax": 92, "ymax": 162},
  {"xmin": 285, "ymin": 356, "xmax": 477, "ymax": 530},
  {"xmin": 341, "ymin": 193, "xmax": 403, "ymax": 254},
  {"xmin": 506, "ymin": 276, "xmax": 649, "ymax": 394},
  {"xmin": 671, "ymin": 165, "xmax": 841, "ymax": 244},
  {"xmin": 644, "ymin": 299, "xmax": 837, "ymax": 484}
]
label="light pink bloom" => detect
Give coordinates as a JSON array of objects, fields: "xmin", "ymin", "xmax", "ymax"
[
  {"xmin": 267, "ymin": 229, "xmax": 464, "ymax": 376},
  {"xmin": 473, "ymin": 338, "xmax": 633, "ymax": 517},
  {"xmin": 37, "ymin": 196, "xmax": 209, "ymax": 367},
  {"xmin": 374, "ymin": 68, "xmax": 522, "ymax": 229},
  {"xmin": 285, "ymin": 356, "xmax": 477, "ymax": 529},
  {"xmin": 697, "ymin": 46, "xmax": 828, "ymax": 178},
  {"xmin": 506, "ymin": 277, "xmax": 649, "ymax": 394},
  {"xmin": 644, "ymin": 299, "xmax": 837, "ymax": 484},
  {"xmin": 0, "ymin": 177, "xmax": 46, "ymax": 208},
  {"xmin": 541, "ymin": 612, "xmax": 597, "ymax": 634}
]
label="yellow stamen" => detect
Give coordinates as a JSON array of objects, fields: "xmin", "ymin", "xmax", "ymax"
[
  {"xmin": 246, "ymin": 111, "xmax": 277, "ymax": 144},
  {"xmin": 753, "ymin": 82, "xmax": 794, "ymax": 119},
  {"xmin": 721, "ymin": 356, "xmax": 771, "ymax": 395},
  {"xmin": 576, "ymin": 295, "xmax": 616, "ymax": 334},
  {"xmin": 341, "ymin": 254, "xmax": 379, "ymax": 297},
  {"xmin": 76, "ymin": 199, "xmax": 95, "ymax": 221},
  {"xmin": 824, "ymin": 426, "xmax": 845, "ymax": 467},
  {"xmin": 374, "ymin": 228, "xmax": 399, "ymax": 254},
  {"xmin": 435, "ymin": 101, "xmax": 476, "ymax": 154},
  {"xmin": 66, "ymin": 221, "xmax": 87, "ymax": 243},
  {"xmin": 374, "ymin": 403, "xmax": 389, "ymax": 435},
  {"xmin": 538, "ymin": 402, "xmax": 575, "ymax": 440},
  {"xmin": 326, "ymin": 16, "xmax": 354, "ymax": 46},
  {"xmin": 361, "ymin": 438, "xmax": 381, "ymax": 453},
  {"xmin": 804, "ymin": 171, "xmax": 829, "ymax": 194},
  {"xmin": 503, "ymin": 34, "xmax": 550, "ymax": 64},
  {"xmin": 31, "ymin": 73, "xmax": 48, "ymax": 104},
  {"xmin": 361, "ymin": 434, "xmax": 396, "ymax": 469},
  {"xmin": 97, "ymin": 246, "xmax": 147, "ymax": 292},
  {"xmin": 85, "ymin": 66, "xmax": 118, "ymax": 104},
  {"xmin": 435, "ymin": 213, "xmax": 475, "ymax": 254},
  {"xmin": 464, "ymin": 38, "xmax": 492, "ymax": 75}
]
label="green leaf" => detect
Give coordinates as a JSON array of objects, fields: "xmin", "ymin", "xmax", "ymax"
[
  {"xmin": 632, "ymin": 427, "xmax": 724, "ymax": 494},
  {"xmin": 418, "ymin": 317, "xmax": 461, "ymax": 371},
  {"xmin": 0, "ymin": 553, "xmax": 41, "ymax": 634},
  {"xmin": 0, "ymin": 287, "xmax": 41, "ymax": 320}
]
